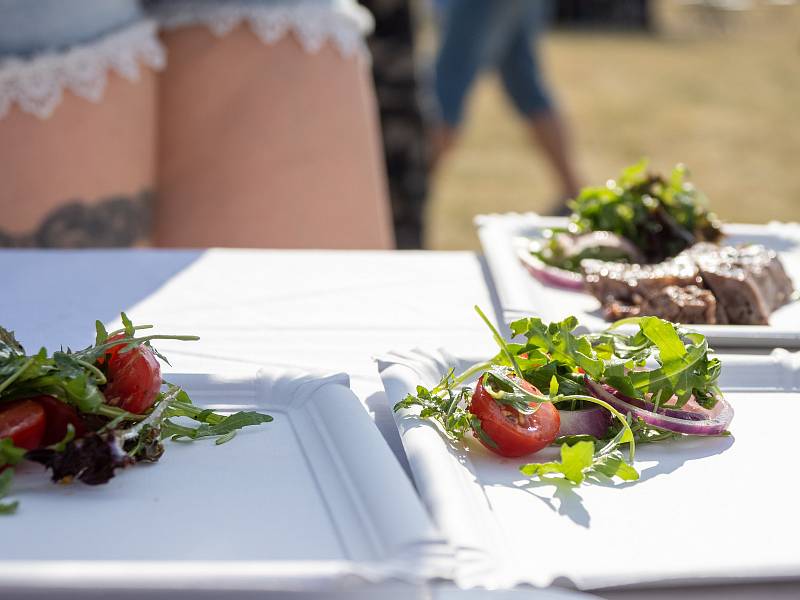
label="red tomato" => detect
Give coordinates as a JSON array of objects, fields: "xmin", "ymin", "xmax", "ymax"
[
  {"xmin": 470, "ymin": 375, "xmax": 560, "ymax": 458},
  {"xmin": 100, "ymin": 334, "xmax": 162, "ymax": 415},
  {"xmin": 0, "ymin": 400, "xmax": 46, "ymax": 450},
  {"xmin": 30, "ymin": 395, "xmax": 87, "ymax": 446}
]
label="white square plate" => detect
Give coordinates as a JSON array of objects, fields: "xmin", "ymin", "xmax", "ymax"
[
  {"xmin": 378, "ymin": 349, "xmax": 800, "ymax": 591},
  {"xmin": 0, "ymin": 369, "xmax": 452, "ymax": 596},
  {"xmin": 475, "ymin": 213, "xmax": 800, "ymax": 348}
]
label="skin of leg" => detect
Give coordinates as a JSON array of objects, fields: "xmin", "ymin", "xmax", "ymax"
[
  {"xmin": 528, "ymin": 110, "xmax": 582, "ymax": 200},
  {"xmin": 429, "ymin": 124, "xmax": 458, "ymax": 171},
  {"xmin": 154, "ymin": 26, "xmax": 394, "ymax": 249},
  {"xmin": 0, "ymin": 70, "xmax": 156, "ymax": 245}
]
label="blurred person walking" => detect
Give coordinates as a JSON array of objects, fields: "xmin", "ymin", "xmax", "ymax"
[{"xmin": 432, "ymin": 0, "xmax": 582, "ymax": 212}]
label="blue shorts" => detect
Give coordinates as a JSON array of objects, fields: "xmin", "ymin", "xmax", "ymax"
[{"xmin": 434, "ymin": 0, "xmax": 554, "ymax": 127}]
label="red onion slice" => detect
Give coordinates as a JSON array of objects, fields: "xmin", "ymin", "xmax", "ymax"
[
  {"xmin": 557, "ymin": 406, "xmax": 612, "ymax": 438},
  {"xmin": 517, "ymin": 251, "xmax": 585, "ymax": 291},
  {"xmin": 585, "ymin": 378, "xmax": 733, "ymax": 435}
]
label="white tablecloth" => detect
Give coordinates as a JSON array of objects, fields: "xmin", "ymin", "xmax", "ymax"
[{"xmin": 4, "ymin": 249, "xmax": 798, "ymax": 600}]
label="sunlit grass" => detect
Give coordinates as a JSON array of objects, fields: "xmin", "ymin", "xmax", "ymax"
[{"xmin": 426, "ymin": 2, "xmax": 800, "ymax": 249}]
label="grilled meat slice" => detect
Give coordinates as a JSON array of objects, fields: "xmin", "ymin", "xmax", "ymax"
[
  {"xmin": 603, "ymin": 300, "xmax": 641, "ymax": 321},
  {"xmin": 582, "ymin": 255, "xmax": 701, "ymax": 305},
  {"xmin": 733, "ymin": 245, "xmax": 794, "ymax": 310},
  {"xmin": 638, "ymin": 285, "xmax": 718, "ymax": 324},
  {"xmin": 688, "ymin": 243, "xmax": 794, "ymax": 325},
  {"xmin": 585, "ymin": 242, "xmax": 794, "ymax": 325}
]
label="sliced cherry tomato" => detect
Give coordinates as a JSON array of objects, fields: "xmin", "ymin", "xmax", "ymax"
[
  {"xmin": 470, "ymin": 375, "xmax": 560, "ymax": 458},
  {"xmin": 100, "ymin": 334, "xmax": 162, "ymax": 415},
  {"xmin": 30, "ymin": 395, "xmax": 87, "ymax": 446},
  {"xmin": 0, "ymin": 400, "xmax": 46, "ymax": 450}
]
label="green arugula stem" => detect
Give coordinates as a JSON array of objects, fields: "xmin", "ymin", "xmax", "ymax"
[
  {"xmin": 93, "ymin": 404, "xmax": 146, "ymax": 422},
  {"xmin": 75, "ymin": 359, "xmax": 107, "ymax": 385},
  {"xmin": 474, "ymin": 306, "xmax": 523, "ymax": 378},
  {"xmin": 106, "ymin": 324, "xmax": 154, "ymax": 337},
  {"xmin": 76, "ymin": 334, "xmax": 200, "ymax": 359},
  {"xmin": 434, "ymin": 360, "xmax": 492, "ymax": 393},
  {"xmin": 167, "ymin": 400, "xmax": 226, "ymax": 424},
  {"xmin": 553, "ymin": 394, "xmax": 636, "ymax": 461},
  {"xmin": 0, "ymin": 356, "xmax": 35, "ymax": 395}
]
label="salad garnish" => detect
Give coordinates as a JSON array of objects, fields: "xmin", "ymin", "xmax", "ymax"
[
  {"xmin": 0, "ymin": 314, "xmax": 272, "ymax": 514},
  {"xmin": 394, "ymin": 306, "xmax": 732, "ymax": 487},
  {"xmin": 532, "ymin": 160, "xmax": 722, "ymax": 272}
]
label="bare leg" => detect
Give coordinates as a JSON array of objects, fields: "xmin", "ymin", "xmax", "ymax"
[
  {"xmin": 0, "ymin": 71, "xmax": 156, "ymax": 246},
  {"xmin": 155, "ymin": 26, "xmax": 394, "ymax": 249},
  {"xmin": 528, "ymin": 110, "xmax": 582, "ymax": 201},
  {"xmin": 429, "ymin": 124, "xmax": 458, "ymax": 172}
]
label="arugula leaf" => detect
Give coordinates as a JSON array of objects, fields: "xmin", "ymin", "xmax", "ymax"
[
  {"xmin": 524, "ymin": 362, "xmax": 586, "ymax": 398},
  {"xmin": 474, "ymin": 306, "xmax": 523, "ymax": 377},
  {"xmin": 0, "ymin": 438, "xmax": 26, "ymax": 468},
  {"xmin": 51, "ymin": 425, "xmax": 77, "ymax": 452},
  {"xmin": 95, "ymin": 321, "xmax": 108, "ymax": 346},
  {"xmin": 593, "ymin": 453, "xmax": 640, "ymax": 481},
  {"xmin": 483, "ymin": 370, "xmax": 545, "ymax": 415},
  {"xmin": 638, "ymin": 316, "xmax": 687, "ymax": 364},
  {"xmin": 162, "ymin": 411, "xmax": 273, "ymax": 443},
  {"xmin": 471, "ymin": 418, "xmax": 498, "ymax": 450},
  {"xmin": 510, "ymin": 316, "xmax": 604, "ymax": 379},
  {"xmin": 520, "ymin": 440, "xmax": 639, "ymax": 485},
  {"xmin": 549, "ymin": 376, "xmax": 559, "ymax": 397},
  {"xmin": 121, "ymin": 312, "xmax": 135, "ymax": 336},
  {"xmin": 0, "ymin": 326, "xmax": 24, "ymax": 358},
  {"xmin": 394, "ymin": 373, "xmax": 475, "ymax": 442},
  {"xmin": 607, "ymin": 318, "xmax": 720, "ymax": 407}
]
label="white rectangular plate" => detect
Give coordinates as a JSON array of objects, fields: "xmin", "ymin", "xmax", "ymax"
[
  {"xmin": 0, "ymin": 369, "xmax": 452, "ymax": 596},
  {"xmin": 475, "ymin": 213, "xmax": 800, "ymax": 348},
  {"xmin": 378, "ymin": 349, "xmax": 800, "ymax": 591}
]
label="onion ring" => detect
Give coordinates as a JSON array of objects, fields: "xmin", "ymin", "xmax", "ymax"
[
  {"xmin": 557, "ymin": 405, "xmax": 612, "ymax": 438},
  {"xmin": 585, "ymin": 378, "xmax": 733, "ymax": 435}
]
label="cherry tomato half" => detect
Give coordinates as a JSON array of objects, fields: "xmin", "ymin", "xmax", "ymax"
[
  {"xmin": 470, "ymin": 375, "xmax": 560, "ymax": 458},
  {"xmin": 30, "ymin": 395, "xmax": 87, "ymax": 446},
  {"xmin": 100, "ymin": 334, "xmax": 162, "ymax": 415},
  {"xmin": 0, "ymin": 400, "xmax": 46, "ymax": 450}
]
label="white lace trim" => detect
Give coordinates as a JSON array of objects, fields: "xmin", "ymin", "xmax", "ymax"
[
  {"xmin": 153, "ymin": 1, "xmax": 374, "ymax": 58},
  {"xmin": 0, "ymin": 20, "xmax": 165, "ymax": 120}
]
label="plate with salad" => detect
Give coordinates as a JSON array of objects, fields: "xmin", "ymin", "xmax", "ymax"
[
  {"xmin": 0, "ymin": 315, "xmax": 450, "ymax": 595},
  {"xmin": 378, "ymin": 308, "xmax": 800, "ymax": 590},
  {"xmin": 475, "ymin": 161, "xmax": 800, "ymax": 347}
]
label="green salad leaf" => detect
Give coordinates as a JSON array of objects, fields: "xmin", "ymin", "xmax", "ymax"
[
  {"xmin": 520, "ymin": 440, "xmax": 638, "ymax": 485},
  {"xmin": 531, "ymin": 161, "xmax": 723, "ymax": 272},
  {"xmin": 394, "ymin": 370, "xmax": 477, "ymax": 442}
]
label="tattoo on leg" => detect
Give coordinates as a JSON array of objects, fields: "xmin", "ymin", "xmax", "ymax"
[{"xmin": 0, "ymin": 190, "xmax": 152, "ymax": 248}]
